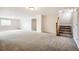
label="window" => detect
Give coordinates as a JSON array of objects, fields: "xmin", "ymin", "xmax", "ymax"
[{"xmin": 0, "ymin": 19, "xmax": 11, "ymax": 26}]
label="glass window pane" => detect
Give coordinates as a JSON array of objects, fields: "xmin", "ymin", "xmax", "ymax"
[{"xmin": 1, "ymin": 20, "xmax": 11, "ymax": 26}]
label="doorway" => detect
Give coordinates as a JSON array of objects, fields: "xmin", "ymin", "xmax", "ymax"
[{"xmin": 32, "ymin": 18, "xmax": 37, "ymax": 31}]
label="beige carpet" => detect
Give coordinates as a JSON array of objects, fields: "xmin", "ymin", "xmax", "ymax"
[
  {"xmin": 47, "ymin": 36, "xmax": 78, "ymax": 51},
  {"xmin": 0, "ymin": 36, "xmax": 78, "ymax": 51},
  {"xmin": 0, "ymin": 30, "xmax": 78, "ymax": 51}
]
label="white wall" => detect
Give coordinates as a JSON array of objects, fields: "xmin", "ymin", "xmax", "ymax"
[
  {"xmin": 21, "ymin": 15, "xmax": 42, "ymax": 32},
  {"xmin": 0, "ymin": 7, "xmax": 65, "ymax": 34},
  {"xmin": 59, "ymin": 9, "xmax": 73, "ymax": 26},
  {"xmin": 72, "ymin": 8, "xmax": 79, "ymax": 48},
  {"xmin": 78, "ymin": 8, "xmax": 79, "ymax": 43},
  {"xmin": 20, "ymin": 17, "xmax": 32, "ymax": 31},
  {"xmin": 76, "ymin": 8, "xmax": 79, "ymax": 48},
  {"xmin": 0, "ymin": 8, "xmax": 42, "ymax": 32},
  {"xmin": 0, "ymin": 19, "xmax": 20, "ymax": 31},
  {"xmin": 42, "ymin": 14, "xmax": 57, "ymax": 34},
  {"xmin": 0, "ymin": 8, "xmax": 32, "ymax": 31}
]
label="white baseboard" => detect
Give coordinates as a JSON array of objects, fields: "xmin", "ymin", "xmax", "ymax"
[{"xmin": 42, "ymin": 32, "xmax": 56, "ymax": 36}]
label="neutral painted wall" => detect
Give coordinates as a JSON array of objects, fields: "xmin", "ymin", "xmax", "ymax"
[
  {"xmin": 0, "ymin": 19, "xmax": 20, "ymax": 31},
  {"xmin": 76, "ymin": 8, "xmax": 79, "ymax": 48},
  {"xmin": 78, "ymin": 9, "xmax": 79, "ymax": 41},
  {"xmin": 20, "ymin": 17, "xmax": 32, "ymax": 31},
  {"xmin": 0, "ymin": 8, "xmax": 32, "ymax": 31},
  {"xmin": 0, "ymin": 7, "xmax": 58, "ymax": 34},
  {"xmin": 59, "ymin": 10, "xmax": 73, "ymax": 26},
  {"xmin": 72, "ymin": 8, "xmax": 79, "ymax": 48},
  {"xmin": 0, "ymin": 8, "xmax": 42, "ymax": 32},
  {"xmin": 21, "ymin": 15, "xmax": 42, "ymax": 32},
  {"xmin": 42, "ymin": 14, "xmax": 57, "ymax": 34}
]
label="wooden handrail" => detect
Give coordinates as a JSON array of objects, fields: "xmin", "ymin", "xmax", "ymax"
[{"xmin": 56, "ymin": 17, "xmax": 60, "ymax": 36}]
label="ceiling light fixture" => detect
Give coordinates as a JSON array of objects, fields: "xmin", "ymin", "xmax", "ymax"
[
  {"xmin": 29, "ymin": 7, "xmax": 35, "ymax": 10},
  {"xmin": 26, "ymin": 7, "xmax": 38, "ymax": 11}
]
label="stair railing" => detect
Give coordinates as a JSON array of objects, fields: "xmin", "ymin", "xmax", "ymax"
[{"xmin": 56, "ymin": 17, "xmax": 60, "ymax": 36}]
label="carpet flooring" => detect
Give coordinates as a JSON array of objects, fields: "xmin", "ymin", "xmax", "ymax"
[
  {"xmin": 0, "ymin": 31, "xmax": 78, "ymax": 51},
  {"xmin": 0, "ymin": 36, "xmax": 78, "ymax": 51},
  {"xmin": 47, "ymin": 36, "xmax": 78, "ymax": 51}
]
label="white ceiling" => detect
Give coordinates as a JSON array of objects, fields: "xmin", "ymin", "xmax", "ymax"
[{"xmin": 0, "ymin": 7, "xmax": 73, "ymax": 15}]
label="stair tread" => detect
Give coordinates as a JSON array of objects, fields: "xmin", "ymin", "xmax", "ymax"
[
  {"xmin": 60, "ymin": 34, "xmax": 71, "ymax": 36},
  {"xmin": 60, "ymin": 27, "xmax": 71, "ymax": 29},
  {"xmin": 57, "ymin": 26, "xmax": 72, "ymax": 37},
  {"xmin": 60, "ymin": 34, "xmax": 73, "ymax": 38},
  {"xmin": 59, "ymin": 30, "xmax": 72, "ymax": 32},
  {"xmin": 60, "ymin": 25, "xmax": 71, "ymax": 27},
  {"xmin": 59, "ymin": 30, "xmax": 71, "ymax": 32},
  {"xmin": 60, "ymin": 29, "xmax": 71, "ymax": 30},
  {"xmin": 60, "ymin": 33, "xmax": 72, "ymax": 35}
]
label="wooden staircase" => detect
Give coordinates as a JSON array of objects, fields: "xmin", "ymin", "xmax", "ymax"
[
  {"xmin": 59, "ymin": 26, "xmax": 72, "ymax": 37},
  {"xmin": 56, "ymin": 17, "xmax": 72, "ymax": 37}
]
